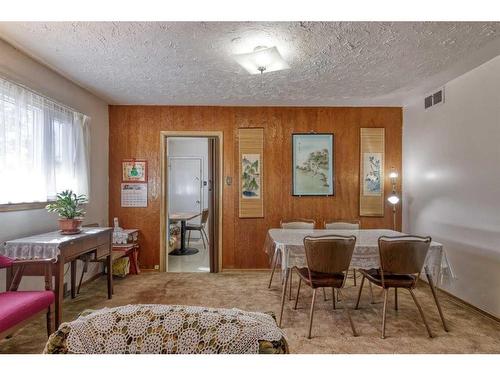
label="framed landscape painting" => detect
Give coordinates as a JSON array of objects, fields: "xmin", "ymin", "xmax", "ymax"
[{"xmin": 292, "ymin": 133, "xmax": 334, "ymax": 196}]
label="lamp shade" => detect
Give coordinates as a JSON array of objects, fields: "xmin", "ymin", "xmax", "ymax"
[
  {"xmin": 387, "ymin": 193, "xmax": 400, "ymax": 205},
  {"xmin": 233, "ymin": 46, "xmax": 290, "ymax": 75}
]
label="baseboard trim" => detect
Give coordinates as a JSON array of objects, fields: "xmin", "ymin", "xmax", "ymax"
[
  {"xmin": 221, "ymin": 268, "xmax": 269, "ymax": 273},
  {"xmin": 421, "ymin": 279, "xmax": 500, "ymax": 323}
]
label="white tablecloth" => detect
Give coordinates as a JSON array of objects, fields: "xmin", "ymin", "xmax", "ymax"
[
  {"xmin": 264, "ymin": 229, "xmax": 451, "ymax": 285},
  {"xmin": 1, "ymin": 227, "xmax": 111, "ymax": 261}
]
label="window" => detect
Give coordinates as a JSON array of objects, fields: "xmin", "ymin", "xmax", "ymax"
[{"xmin": 0, "ymin": 76, "xmax": 90, "ymax": 206}]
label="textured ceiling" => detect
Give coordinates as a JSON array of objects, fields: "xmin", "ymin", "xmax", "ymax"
[{"xmin": 0, "ymin": 22, "xmax": 499, "ymax": 105}]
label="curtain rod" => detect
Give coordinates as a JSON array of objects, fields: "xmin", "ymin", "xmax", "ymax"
[{"xmin": 0, "ymin": 73, "xmax": 86, "ymax": 117}]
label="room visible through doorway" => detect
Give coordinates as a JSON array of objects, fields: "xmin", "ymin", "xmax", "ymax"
[{"xmin": 163, "ymin": 135, "xmax": 221, "ymax": 273}]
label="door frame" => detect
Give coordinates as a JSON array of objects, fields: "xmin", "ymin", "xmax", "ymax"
[{"xmin": 160, "ymin": 131, "xmax": 223, "ymax": 272}]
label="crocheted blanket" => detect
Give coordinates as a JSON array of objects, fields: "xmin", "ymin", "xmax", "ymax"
[{"xmin": 44, "ymin": 304, "xmax": 287, "ymax": 354}]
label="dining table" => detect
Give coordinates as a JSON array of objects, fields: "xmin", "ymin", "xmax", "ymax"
[
  {"xmin": 169, "ymin": 212, "xmax": 202, "ymax": 255},
  {"xmin": 264, "ymin": 228, "xmax": 451, "ymax": 331}
]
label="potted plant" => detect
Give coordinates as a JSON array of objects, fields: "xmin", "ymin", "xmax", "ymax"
[{"xmin": 46, "ymin": 190, "xmax": 88, "ymax": 234}]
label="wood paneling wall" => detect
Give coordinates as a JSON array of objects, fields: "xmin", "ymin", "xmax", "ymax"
[{"xmin": 108, "ymin": 106, "xmax": 402, "ymax": 270}]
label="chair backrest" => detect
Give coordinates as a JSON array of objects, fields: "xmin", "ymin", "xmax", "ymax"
[
  {"xmin": 324, "ymin": 220, "xmax": 360, "ymax": 230},
  {"xmin": 303, "ymin": 235, "xmax": 356, "ymax": 275},
  {"xmin": 378, "ymin": 235, "xmax": 431, "ymax": 275},
  {"xmin": 280, "ymin": 218, "xmax": 315, "ymax": 229},
  {"xmin": 201, "ymin": 209, "xmax": 209, "ymax": 225}
]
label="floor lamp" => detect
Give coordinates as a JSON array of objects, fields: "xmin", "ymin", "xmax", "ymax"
[{"xmin": 387, "ymin": 170, "xmax": 399, "ymax": 230}]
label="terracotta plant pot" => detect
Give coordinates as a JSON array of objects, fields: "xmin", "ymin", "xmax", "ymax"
[{"xmin": 58, "ymin": 218, "xmax": 83, "ymax": 234}]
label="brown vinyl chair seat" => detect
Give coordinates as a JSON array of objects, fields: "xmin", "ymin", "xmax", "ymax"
[
  {"xmin": 359, "ymin": 268, "xmax": 417, "ymax": 288},
  {"xmin": 294, "ymin": 267, "xmax": 345, "ymax": 288}
]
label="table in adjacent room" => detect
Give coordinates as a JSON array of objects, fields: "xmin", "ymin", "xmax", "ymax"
[{"xmin": 169, "ymin": 212, "xmax": 202, "ymax": 255}]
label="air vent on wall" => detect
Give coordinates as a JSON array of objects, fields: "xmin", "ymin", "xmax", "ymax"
[{"xmin": 424, "ymin": 88, "xmax": 445, "ymax": 109}]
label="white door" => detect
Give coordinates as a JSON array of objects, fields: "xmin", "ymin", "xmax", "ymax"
[{"xmin": 168, "ymin": 157, "xmax": 203, "ymax": 224}]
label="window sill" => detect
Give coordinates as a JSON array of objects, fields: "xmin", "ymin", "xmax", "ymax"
[{"xmin": 0, "ymin": 201, "xmax": 51, "ymax": 212}]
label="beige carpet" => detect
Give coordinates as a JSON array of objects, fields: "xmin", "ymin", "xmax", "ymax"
[{"xmin": 1, "ymin": 271, "xmax": 499, "ymax": 354}]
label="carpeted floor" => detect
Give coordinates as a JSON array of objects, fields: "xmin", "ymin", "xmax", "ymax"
[{"xmin": 1, "ymin": 271, "xmax": 499, "ymax": 354}]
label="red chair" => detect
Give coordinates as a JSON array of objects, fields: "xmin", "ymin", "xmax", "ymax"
[{"xmin": 0, "ymin": 255, "xmax": 55, "ymax": 340}]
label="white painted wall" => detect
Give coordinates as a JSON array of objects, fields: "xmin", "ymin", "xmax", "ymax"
[
  {"xmin": 403, "ymin": 55, "xmax": 500, "ymax": 318},
  {"xmin": 0, "ymin": 39, "xmax": 109, "ymax": 291}
]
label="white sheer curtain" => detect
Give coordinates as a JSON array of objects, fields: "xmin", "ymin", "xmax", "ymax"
[{"xmin": 0, "ymin": 76, "xmax": 90, "ymax": 204}]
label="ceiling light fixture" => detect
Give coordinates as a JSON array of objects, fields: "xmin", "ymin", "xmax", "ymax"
[{"xmin": 233, "ymin": 46, "xmax": 290, "ymax": 75}]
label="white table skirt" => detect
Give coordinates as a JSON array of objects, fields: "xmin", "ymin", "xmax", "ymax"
[
  {"xmin": 264, "ymin": 228, "xmax": 451, "ymax": 285},
  {"xmin": 1, "ymin": 227, "xmax": 112, "ymax": 261}
]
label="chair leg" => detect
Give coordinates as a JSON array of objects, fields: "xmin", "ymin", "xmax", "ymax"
[
  {"xmin": 353, "ymin": 269, "xmax": 357, "ymax": 286},
  {"xmin": 323, "ymin": 287, "xmax": 327, "ymax": 301},
  {"xmin": 355, "ymin": 275, "xmax": 365, "ymax": 309},
  {"xmin": 46, "ymin": 304, "xmax": 53, "ymax": 337},
  {"xmin": 409, "ymin": 289, "xmax": 434, "ymax": 338},
  {"xmin": 70, "ymin": 260, "xmax": 77, "ymax": 299},
  {"xmin": 289, "ymin": 272, "xmax": 293, "ymax": 300},
  {"xmin": 268, "ymin": 250, "xmax": 279, "ymax": 289},
  {"xmin": 202, "ymin": 228, "xmax": 209, "ymax": 245},
  {"xmin": 345, "ymin": 307, "xmax": 358, "ymax": 337},
  {"xmin": 332, "ymin": 288, "xmax": 336, "ymax": 310},
  {"xmin": 200, "ymin": 229, "xmax": 207, "ymax": 249},
  {"xmin": 294, "ymin": 277, "xmax": 302, "ymax": 310},
  {"xmin": 424, "ymin": 265, "xmax": 449, "ymax": 332},
  {"xmin": 307, "ymin": 289, "xmax": 317, "ymax": 339},
  {"xmin": 77, "ymin": 256, "xmax": 89, "ymax": 295},
  {"xmin": 369, "ymin": 282, "xmax": 376, "ymax": 304},
  {"xmin": 187, "ymin": 230, "xmax": 192, "ymax": 246},
  {"xmin": 381, "ymin": 288, "xmax": 389, "ymax": 339},
  {"xmin": 394, "ymin": 288, "xmax": 398, "ymax": 310}
]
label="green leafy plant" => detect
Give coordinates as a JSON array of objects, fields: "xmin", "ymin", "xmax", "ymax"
[{"xmin": 46, "ymin": 190, "xmax": 88, "ymax": 219}]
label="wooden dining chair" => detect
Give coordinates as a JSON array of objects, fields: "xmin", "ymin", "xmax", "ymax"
[
  {"xmin": 187, "ymin": 209, "xmax": 209, "ymax": 250},
  {"xmin": 355, "ymin": 235, "xmax": 433, "ymax": 339},
  {"xmin": 292, "ymin": 235, "xmax": 358, "ymax": 339},
  {"xmin": 268, "ymin": 219, "xmax": 316, "ymax": 290},
  {"xmin": 324, "ymin": 220, "xmax": 360, "ymax": 287},
  {"xmin": 75, "ymin": 223, "xmax": 100, "ymax": 296}
]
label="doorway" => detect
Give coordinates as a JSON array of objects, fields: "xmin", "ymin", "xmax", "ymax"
[{"xmin": 160, "ymin": 131, "xmax": 223, "ymax": 273}]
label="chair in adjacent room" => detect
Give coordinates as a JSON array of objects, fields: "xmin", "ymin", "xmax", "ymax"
[
  {"xmin": 268, "ymin": 218, "xmax": 316, "ymax": 290},
  {"xmin": 187, "ymin": 209, "xmax": 209, "ymax": 250},
  {"xmin": 0, "ymin": 255, "xmax": 55, "ymax": 340},
  {"xmin": 292, "ymin": 235, "xmax": 358, "ymax": 339},
  {"xmin": 324, "ymin": 220, "xmax": 360, "ymax": 286},
  {"xmin": 354, "ymin": 235, "xmax": 433, "ymax": 339}
]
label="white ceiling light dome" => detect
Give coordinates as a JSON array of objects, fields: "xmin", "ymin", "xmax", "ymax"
[{"xmin": 233, "ymin": 46, "xmax": 290, "ymax": 75}]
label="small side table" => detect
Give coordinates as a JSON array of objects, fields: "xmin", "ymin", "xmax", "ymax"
[{"xmin": 112, "ymin": 229, "xmax": 140, "ymax": 275}]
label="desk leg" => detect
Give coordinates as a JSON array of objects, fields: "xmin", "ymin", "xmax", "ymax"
[
  {"xmin": 278, "ymin": 268, "xmax": 290, "ymax": 328},
  {"xmin": 424, "ymin": 265, "xmax": 449, "ymax": 332},
  {"xmin": 70, "ymin": 260, "xmax": 77, "ymax": 299},
  {"xmin": 54, "ymin": 260, "xmax": 65, "ymax": 329},
  {"xmin": 107, "ymin": 254, "xmax": 113, "ymax": 298}
]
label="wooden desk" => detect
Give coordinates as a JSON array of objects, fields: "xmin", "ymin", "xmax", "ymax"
[
  {"xmin": 169, "ymin": 212, "xmax": 201, "ymax": 256},
  {"xmin": 2, "ymin": 227, "xmax": 113, "ymax": 327}
]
